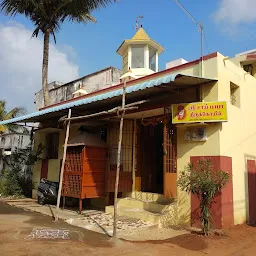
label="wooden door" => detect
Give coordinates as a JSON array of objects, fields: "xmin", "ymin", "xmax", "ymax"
[
  {"xmin": 163, "ymin": 108, "xmax": 177, "ymax": 198},
  {"xmin": 40, "ymin": 159, "xmax": 48, "ymax": 180},
  {"xmin": 248, "ymin": 160, "xmax": 256, "ymax": 224},
  {"xmin": 82, "ymin": 146, "xmax": 106, "ymax": 198}
]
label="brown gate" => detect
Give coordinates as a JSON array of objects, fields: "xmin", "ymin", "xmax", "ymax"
[
  {"xmin": 106, "ymin": 120, "xmax": 133, "ymax": 192},
  {"xmin": 163, "ymin": 107, "xmax": 177, "ymax": 198},
  {"xmin": 63, "ymin": 146, "xmax": 83, "ymax": 198}
]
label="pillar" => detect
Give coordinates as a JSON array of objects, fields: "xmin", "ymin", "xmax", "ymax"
[{"xmin": 190, "ymin": 156, "xmax": 234, "ymax": 229}]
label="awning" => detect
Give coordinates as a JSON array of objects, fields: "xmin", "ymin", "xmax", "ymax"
[{"xmin": 0, "ymin": 73, "xmax": 217, "ymax": 125}]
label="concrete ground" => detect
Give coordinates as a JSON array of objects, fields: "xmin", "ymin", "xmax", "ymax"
[
  {"xmin": 2, "ymin": 200, "xmax": 256, "ymax": 255},
  {"xmin": 5, "ymin": 198, "xmax": 188, "ymax": 241}
]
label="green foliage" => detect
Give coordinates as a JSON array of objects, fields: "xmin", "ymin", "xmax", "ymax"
[
  {"xmin": 0, "ymin": 0, "xmax": 116, "ymax": 41},
  {"xmin": 0, "ymin": 169, "xmax": 22, "ymax": 196},
  {"xmin": 178, "ymin": 158, "xmax": 229, "ymax": 235},
  {"xmin": 0, "ymin": 143, "xmax": 43, "ymax": 197},
  {"xmin": 9, "ymin": 143, "xmax": 44, "ymax": 170}
]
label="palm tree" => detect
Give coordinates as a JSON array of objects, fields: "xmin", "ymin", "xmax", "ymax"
[
  {"xmin": 0, "ymin": 0, "xmax": 116, "ymax": 107},
  {"xmin": 0, "ymin": 100, "xmax": 26, "ymax": 134}
]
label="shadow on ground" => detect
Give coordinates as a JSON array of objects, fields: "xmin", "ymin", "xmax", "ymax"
[{"xmin": 0, "ymin": 201, "xmax": 113, "ymax": 248}]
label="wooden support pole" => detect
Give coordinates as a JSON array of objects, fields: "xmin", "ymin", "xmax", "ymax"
[
  {"xmin": 132, "ymin": 119, "xmax": 136, "ymax": 192},
  {"xmin": 113, "ymin": 80, "xmax": 127, "ymax": 239},
  {"xmin": 55, "ymin": 109, "xmax": 72, "ymax": 221}
]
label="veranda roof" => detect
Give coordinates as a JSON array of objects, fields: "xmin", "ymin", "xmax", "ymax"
[{"xmin": 0, "ymin": 73, "xmax": 217, "ymax": 125}]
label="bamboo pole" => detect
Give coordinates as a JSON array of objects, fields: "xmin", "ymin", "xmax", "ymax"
[
  {"xmin": 113, "ymin": 79, "xmax": 127, "ymax": 238},
  {"xmin": 60, "ymin": 100, "xmax": 147, "ymax": 123},
  {"xmin": 55, "ymin": 109, "xmax": 72, "ymax": 221},
  {"xmin": 132, "ymin": 120, "xmax": 136, "ymax": 192}
]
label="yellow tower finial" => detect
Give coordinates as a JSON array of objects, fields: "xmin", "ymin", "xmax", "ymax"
[
  {"xmin": 136, "ymin": 15, "xmax": 144, "ymax": 31},
  {"xmin": 117, "ymin": 26, "xmax": 164, "ymax": 77}
]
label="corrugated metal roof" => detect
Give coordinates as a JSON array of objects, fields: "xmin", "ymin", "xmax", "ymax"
[{"xmin": 0, "ymin": 73, "xmax": 216, "ymax": 125}]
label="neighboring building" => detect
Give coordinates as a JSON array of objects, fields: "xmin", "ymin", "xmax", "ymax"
[
  {"xmin": 0, "ymin": 132, "xmax": 31, "ymax": 172},
  {"xmin": 34, "ymin": 67, "xmax": 122, "ymax": 110},
  {"xmin": 3, "ymin": 27, "xmax": 256, "ymax": 229}
]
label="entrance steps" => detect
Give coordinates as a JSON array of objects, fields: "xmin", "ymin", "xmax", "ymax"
[{"xmin": 105, "ymin": 193, "xmax": 178, "ymax": 226}]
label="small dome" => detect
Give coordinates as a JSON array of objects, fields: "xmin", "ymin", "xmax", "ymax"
[{"xmin": 72, "ymin": 87, "xmax": 88, "ymax": 98}]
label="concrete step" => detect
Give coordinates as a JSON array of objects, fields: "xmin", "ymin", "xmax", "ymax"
[
  {"xmin": 105, "ymin": 205, "xmax": 162, "ymax": 224},
  {"xmin": 116, "ymin": 198, "xmax": 176, "ymax": 214},
  {"xmin": 105, "ymin": 197, "xmax": 179, "ymax": 226},
  {"xmin": 123, "ymin": 192, "xmax": 176, "ymax": 204}
]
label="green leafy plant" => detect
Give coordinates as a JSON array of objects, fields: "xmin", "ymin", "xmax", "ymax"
[
  {"xmin": 0, "ymin": 100, "xmax": 26, "ymax": 134},
  {"xmin": 178, "ymin": 158, "xmax": 229, "ymax": 235},
  {"xmin": 0, "ymin": 169, "xmax": 22, "ymax": 196},
  {"xmin": 0, "ymin": 143, "xmax": 43, "ymax": 197}
]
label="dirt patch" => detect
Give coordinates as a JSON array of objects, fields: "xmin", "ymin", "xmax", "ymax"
[{"xmin": 0, "ymin": 201, "xmax": 113, "ymax": 248}]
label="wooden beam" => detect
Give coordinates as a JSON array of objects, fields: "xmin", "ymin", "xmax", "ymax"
[
  {"xmin": 55, "ymin": 108, "xmax": 72, "ymax": 221},
  {"xmin": 59, "ymin": 100, "xmax": 147, "ymax": 123}
]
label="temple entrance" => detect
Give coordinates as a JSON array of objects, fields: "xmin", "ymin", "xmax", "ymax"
[
  {"xmin": 137, "ymin": 111, "xmax": 177, "ymax": 198},
  {"xmin": 138, "ymin": 122, "xmax": 164, "ymax": 194}
]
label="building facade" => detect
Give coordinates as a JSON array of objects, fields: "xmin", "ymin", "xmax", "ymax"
[
  {"xmin": 34, "ymin": 66, "xmax": 122, "ymax": 110},
  {"xmin": 0, "ymin": 133, "xmax": 31, "ymax": 172},
  {"xmin": 2, "ymin": 28, "xmax": 256, "ymax": 229}
]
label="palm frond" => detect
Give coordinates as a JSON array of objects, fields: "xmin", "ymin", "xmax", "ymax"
[
  {"xmin": 0, "ymin": 99, "xmax": 26, "ymax": 133},
  {"xmin": 0, "ymin": 100, "xmax": 7, "ymax": 120},
  {"xmin": 1, "ymin": 0, "xmax": 117, "ymax": 40},
  {"xmin": 4, "ymin": 107, "xmax": 26, "ymax": 120}
]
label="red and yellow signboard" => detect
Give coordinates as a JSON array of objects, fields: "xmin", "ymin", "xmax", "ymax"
[{"xmin": 172, "ymin": 101, "xmax": 228, "ymax": 124}]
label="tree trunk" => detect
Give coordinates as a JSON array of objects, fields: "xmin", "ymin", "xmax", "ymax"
[{"xmin": 42, "ymin": 30, "xmax": 50, "ymax": 107}]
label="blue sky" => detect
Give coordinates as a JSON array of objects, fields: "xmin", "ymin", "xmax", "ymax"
[{"xmin": 1, "ymin": 0, "xmax": 256, "ymax": 111}]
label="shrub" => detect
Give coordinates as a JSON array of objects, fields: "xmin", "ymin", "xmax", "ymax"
[
  {"xmin": 178, "ymin": 158, "xmax": 229, "ymax": 235},
  {"xmin": 0, "ymin": 143, "xmax": 43, "ymax": 197},
  {"xmin": 0, "ymin": 169, "xmax": 22, "ymax": 196}
]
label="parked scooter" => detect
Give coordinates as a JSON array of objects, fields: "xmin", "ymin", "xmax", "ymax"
[
  {"xmin": 37, "ymin": 178, "xmax": 59, "ymax": 205},
  {"xmin": 37, "ymin": 178, "xmax": 78, "ymax": 207}
]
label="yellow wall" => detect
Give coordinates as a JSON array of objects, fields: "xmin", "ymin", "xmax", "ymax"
[
  {"xmin": 32, "ymin": 132, "xmax": 45, "ymax": 198},
  {"xmin": 216, "ymin": 55, "xmax": 256, "ymax": 224},
  {"xmin": 32, "ymin": 128, "xmax": 69, "ymax": 198},
  {"xmin": 174, "ymin": 53, "xmax": 256, "ymax": 225},
  {"xmin": 160, "ymin": 56, "xmax": 220, "ymax": 225}
]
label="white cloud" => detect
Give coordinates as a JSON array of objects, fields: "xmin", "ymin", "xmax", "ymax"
[
  {"xmin": 0, "ymin": 22, "xmax": 79, "ymax": 112},
  {"xmin": 214, "ymin": 0, "xmax": 256, "ymax": 24}
]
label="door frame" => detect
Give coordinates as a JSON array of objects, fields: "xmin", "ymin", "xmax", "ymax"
[{"xmin": 163, "ymin": 107, "xmax": 177, "ymax": 198}]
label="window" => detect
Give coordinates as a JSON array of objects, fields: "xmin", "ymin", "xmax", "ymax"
[
  {"xmin": 46, "ymin": 133, "xmax": 59, "ymax": 159},
  {"xmin": 230, "ymin": 82, "xmax": 240, "ymax": 107},
  {"xmin": 131, "ymin": 45, "xmax": 144, "ymax": 68},
  {"xmin": 243, "ymin": 64, "xmax": 253, "ymax": 76},
  {"xmin": 149, "ymin": 47, "xmax": 157, "ymax": 71},
  {"xmin": 100, "ymin": 128, "xmax": 107, "ymax": 142}
]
